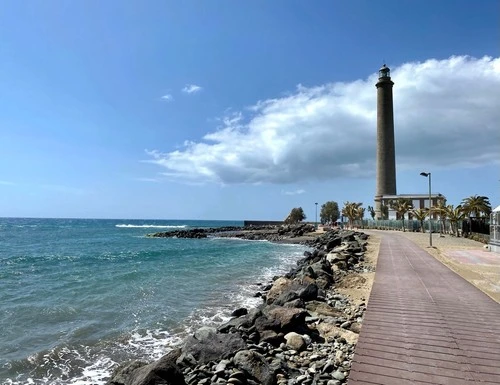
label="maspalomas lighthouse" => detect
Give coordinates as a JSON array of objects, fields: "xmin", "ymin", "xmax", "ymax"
[{"xmin": 374, "ymin": 64, "xmax": 397, "ymax": 220}]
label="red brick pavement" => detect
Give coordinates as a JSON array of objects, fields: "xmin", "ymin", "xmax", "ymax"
[{"xmin": 347, "ymin": 233, "xmax": 500, "ymax": 385}]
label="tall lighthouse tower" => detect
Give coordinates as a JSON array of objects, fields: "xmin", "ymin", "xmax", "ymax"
[{"xmin": 374, "ymin": 64, "xmax": 397, "ymax": 219}]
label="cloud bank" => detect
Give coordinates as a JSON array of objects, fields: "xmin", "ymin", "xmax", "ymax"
[{"xmin": 148, "ymin": 56, "xmax": 500, "ymax": 184}]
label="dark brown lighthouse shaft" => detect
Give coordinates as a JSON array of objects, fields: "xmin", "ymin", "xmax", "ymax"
[{"xmin": 375, "ymin": 65, "xmax": 396, "ymax": 219}]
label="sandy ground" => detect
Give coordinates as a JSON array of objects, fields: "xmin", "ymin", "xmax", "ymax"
[
  {"xmin": 302, "ymin": 228, "xmax": 500, "ymax": 306},
  {"xmin": 363, "ymin": 230, "xmax": 500, "ymax": 304},
  {"xmin": 335, "ymin": 232, "xmax": 381, "ymax": 308}
]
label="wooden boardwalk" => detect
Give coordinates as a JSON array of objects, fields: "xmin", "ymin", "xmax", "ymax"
[{"xmin": 348, "ymin": 233, "xmax": 500, "ymax": 385}]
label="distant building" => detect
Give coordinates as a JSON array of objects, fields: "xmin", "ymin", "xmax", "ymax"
[{"xmin": 380, "ymin": 193, "xmax": 446, "ymax": 220}]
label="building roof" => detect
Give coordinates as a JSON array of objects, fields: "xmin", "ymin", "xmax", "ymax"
[{"xmin": 381, "ymin": 193, "xmax": 445, "ymax": 199}]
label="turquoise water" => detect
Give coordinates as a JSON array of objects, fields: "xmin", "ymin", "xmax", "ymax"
[{"xmin": 0, "ymin": 218, "xmax": 308, "ymax": 385}]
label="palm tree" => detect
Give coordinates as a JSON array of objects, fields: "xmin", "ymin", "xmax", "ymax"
[
  {"xmin": 461, "ymin": 195, "xmax": 491, "ymax": 236},
  {"xmin": 367, "ymin": 205, "xmax": 376, "ymax": 220},
  {"xmin": 433, "ymin": 199, "xmax": 448, "ymax": 235},
  {"xmin": 342, "ymin": 202, "xmax": 363, "ymax": 229},
  {"xmin": 461, "ymin": 195, "xmax": 492, "ymax": 218},
  {"xmin": 381, "ymin": 203, "xmax": 389, "ymax": 220},
  {"xmin": 446, "ymin": 204, "xmax": 466, "ymax": 237},
  {"xmin": 390, "ymin": 198, "xmax": 413, "ymax": 232},
  {"xmin": 411, "ymin": 208, "xmax": 428, "ymax": 233},
  {"xmin": 357, "ymin": 207, "xmax": 366, "ymax": 228}
]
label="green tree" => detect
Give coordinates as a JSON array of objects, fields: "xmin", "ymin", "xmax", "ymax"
[
  {"xmin": 411, "ymin": 208, "xmax": 428, "ymax": 233},
  {"xmin": 461, "ymin": 195, "xmax": 491, "ymax": 236},
  {"xmin": 357, "ymin": 206, "xmax": 366, "ymax": 229},
  {"xmin": 461, "ymin": 195, "xmax": 492, "ymax": 218},
  {"xmin": 342, "ymin": 201, "xmax": 363, "ymax": 229},
  {"xmin": 367, "ymin": 205, "xmax": 376, "ymax": 220},
  {"xmin": 390, "ymin": 198, "xmax": 413, "ymax": 232},
  {"xmin": 284, "ymin": 207, "xmax": 306, "ymax": 224},
  {"xmin": 446, "ymin": 204, "xmax": 466, "ymax": 237},
  {"xmin": 320, "ymin": 201, "xmax": 340, "ymax": 224},
  {"xmin": 381, "ymin": 203, "xmax": 389, "ymax": 220},
  {"xmin": 433, "ymin": 198, "xmax": 448, "ymax": 234}
]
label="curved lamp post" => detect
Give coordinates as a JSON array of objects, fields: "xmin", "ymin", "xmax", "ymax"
[{"xmin": 420, "ymin": 172, "xmax": 432, "ymax": 247}]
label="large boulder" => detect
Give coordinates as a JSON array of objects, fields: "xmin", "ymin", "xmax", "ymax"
[
  {"xmin": 233, "ymin": 350, "xmax": 276, "ymax": 385},
  {"xmin": 182, "ymin": 327, "xmax": 246, "ymax": 364},
  {"xmin": 284, "ymin": 332, "xmax": 306, "ymax": 351},
  {"xmin": 265, "ymin": 307, "xmax": 308, "ymax": 333},
  {"xmin": 218, "ymin": 308, "xmax": 262, "ymax": 333},
  {"xmin": 295, "ymin": 282, "xmax": 319, "ymax": 302},
  {"xmin": 306, "ymin": 301, "xmax": 343, "ymax": 318},
  {"xmin": 107, "ymin": 349, "xmax": 185, "ymax": 385},
  {"xmin": 266, "ymin": 277, "xmax": 293, "ymax": 304}
]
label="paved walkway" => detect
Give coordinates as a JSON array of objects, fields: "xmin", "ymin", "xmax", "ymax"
[{"xmin": 348, "ymin": 233, "xmax": 500, "ymax": 385}]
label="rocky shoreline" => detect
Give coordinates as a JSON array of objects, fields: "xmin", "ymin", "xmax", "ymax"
[
  {"xmin": 146, "ymin": 224, "xmax": 317, "ymax": 242},
  {"xmin": 108, "ymin": 227, "xmax": 372, "ymax": 385}
]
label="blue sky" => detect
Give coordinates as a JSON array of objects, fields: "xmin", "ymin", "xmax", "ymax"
[{"xmin": 0, "ymin": 0, "xmax": 499, "ymax": 220}]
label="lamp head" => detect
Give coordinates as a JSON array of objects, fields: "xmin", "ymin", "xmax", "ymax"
[{"xmin": 420, "ymin": 172, "xmax": 430, "ymax": 177}]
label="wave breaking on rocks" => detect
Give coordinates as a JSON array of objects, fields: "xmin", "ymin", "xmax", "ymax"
[{"xmin": 109, "ymin": 227, "xmax": 372, "ymax": 385}]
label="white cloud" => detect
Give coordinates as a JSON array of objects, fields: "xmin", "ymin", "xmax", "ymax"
[
  {"xmin": 147, "ymin": 56, "xmax": 500, "ymax": 185},
  {"xmin": 182, "ymin": 84, "xmax": 202, "ymax": 94},
  {"xmin": 136, "ymin": 177, "xmax": 161, "ymax": 183},
  {"xmin": 161, "ymin": 94, "xmax": 173, "ymax": 102},
  {"xmin": 0, "ymin": 180, "xmax": 15, "ymax": 186},
  {"xmin": 282, "ymin": 189, "xmax": 306, "ymax": 195}
]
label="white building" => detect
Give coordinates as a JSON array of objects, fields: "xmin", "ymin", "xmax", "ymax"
[
  {"xmin": 490, "ymin": 205, "xmax": 500, "ymax": 253},
  {"xmin": 380, "ymin": 193, "xmax": 446, "ymax": 220}
]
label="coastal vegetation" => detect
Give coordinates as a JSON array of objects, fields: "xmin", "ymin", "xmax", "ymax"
[
  {"xmin": 341, "ymin": 202, "xmax": 363, "ymax": 229},
  {"xmin": 284, "ymin": 207, "xmax": 306, "ymax": 224},
  {"xmin": 300, "ymin": 194, "xmax": 492, "ymax": 237},
  {"xmin": 320, "ymin": 201, "xmax": 340, "ymax": 224},
  {"xmin": 410, "ymin": 208, "xmax": 428, "ymax": 232},
  {"xmin": 389, "ymin": 198, "xmax": 413, "ymax": 232}
]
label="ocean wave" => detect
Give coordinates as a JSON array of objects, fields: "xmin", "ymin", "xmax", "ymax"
[{"xmin": 115, "ymin": 224, "xmax": 187, "ymax": 229}]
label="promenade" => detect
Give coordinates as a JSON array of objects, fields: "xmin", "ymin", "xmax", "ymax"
[{"xmin": 348, "ymin": 232, "xmax": 500, "ymax": 385}]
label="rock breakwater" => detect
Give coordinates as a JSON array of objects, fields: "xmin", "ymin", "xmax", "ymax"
[
  {"xmin": 147, "ymin": 224, "xmax": 316, "ymax": 242},
  {"xmin": 108, "ymin": 228, "xmax": 371, "ymax": 385}
]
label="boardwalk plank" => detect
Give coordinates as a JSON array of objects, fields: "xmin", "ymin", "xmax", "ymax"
[{"xmin": 346, "ymin": 233, "xmax": 500, "ymax": 385}]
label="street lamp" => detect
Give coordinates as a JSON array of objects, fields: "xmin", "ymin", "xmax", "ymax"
[
  {"xmin": 420, "ymin": 172, "xmax": 432, "ymax": 247},
  {"xmin": 315, "ymin": 202, "xmax": 318, "ymax": 230}
]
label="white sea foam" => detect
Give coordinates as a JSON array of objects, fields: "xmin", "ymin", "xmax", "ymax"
[{"xmin": 115, "ymin": 224, "xmax": 187, "ymax": 229}]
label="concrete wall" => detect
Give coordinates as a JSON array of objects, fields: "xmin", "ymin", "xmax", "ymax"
[{"xmin": 243, "ymin": 220, "xmax": 284, "ymax": 227}]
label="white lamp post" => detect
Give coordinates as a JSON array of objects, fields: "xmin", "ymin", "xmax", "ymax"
[{"xmin": 420, "ymin": 172, "xmax": 432, "ymax": 247}]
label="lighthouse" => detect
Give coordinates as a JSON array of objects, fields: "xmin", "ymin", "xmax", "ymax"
[{"xmin": 374, "ymin": 64, "xmax": 397, "ymax": 219}]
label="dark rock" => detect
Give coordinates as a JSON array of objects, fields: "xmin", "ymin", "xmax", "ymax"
[
  {"xmin": 325, "ymin": 237, "xmax": 342, "ymax": 251},
  {"xmin": 107, "ymin": 361, "xmax": 148, "ymax": 385},
  {"xmin": 266, "ymin": 307, "xmax": 308, "ymax": 333},
  {"xmin": 283, "ymin": 298, "xmax": 305, "ymax": 309},
  {"xmin": 254, "ymin": 315, "xmax": 281, "ymax": 332},
  {"xmin": 234, "ymin": 350, "xmax": 276, "ymax": 385},
  {"xmin": 219, "ymin": 309, "xmax": 262, "ymax": 333},
  {"xmin": 107, "ymin": 349, "xmax": 185, "ymax": 385},
  {"xmin": 296, "ymin": 283, "xmax": 318, "ymax": 302},
  {"xmin": 182, "ymin": 327, "xmax": 246, "ymax": 364},
  {"xmin": 259, "ymin": 330, "xmax": 283, "ymax": 346},
  {"xmin": 272, "ymin": 291, "xmax": 299, "ymax": 306},
  {"xmin": 231, "ymin": 307, "xmax": 248, "ymax": 317}
]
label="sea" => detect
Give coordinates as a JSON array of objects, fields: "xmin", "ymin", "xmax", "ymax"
[{"xmin": 0, "ymin": 218, "xmax": 309, "ymax": 385}]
